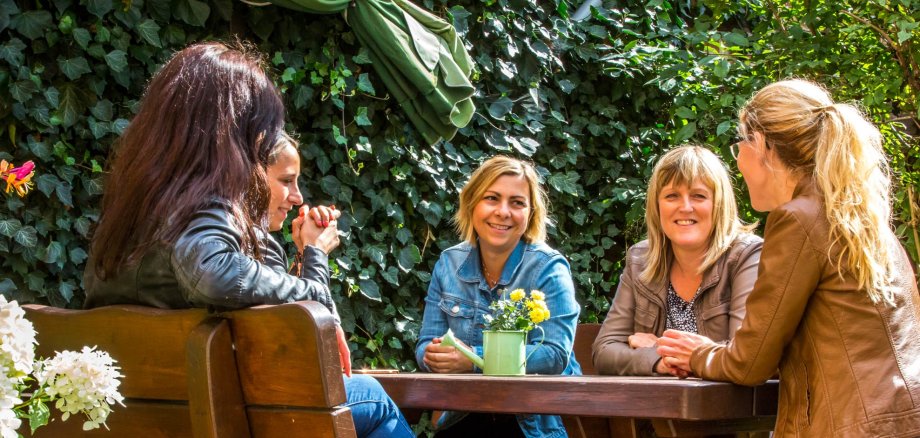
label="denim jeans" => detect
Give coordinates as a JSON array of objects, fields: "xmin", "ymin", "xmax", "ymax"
[{"xmin": 344, "ymin": 375, "xmax": 414, "ymax": 438}]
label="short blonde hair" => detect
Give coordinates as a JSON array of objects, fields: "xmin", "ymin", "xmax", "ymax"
[
  {"xmin": 641, "ymin": 145, "xmax": 755, "ymax": 284},
  {"xmin": 454, "ymin": 155, "xmax": 549, "ymax": 245},
  {"xmin": 741, "ymin": 79, "xmax": 895, "ymax": 305}
]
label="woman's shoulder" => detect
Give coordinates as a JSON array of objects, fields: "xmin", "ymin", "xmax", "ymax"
[{"xmin": 524, "ymin": 241, "xmax": 565, "ymax": 259}]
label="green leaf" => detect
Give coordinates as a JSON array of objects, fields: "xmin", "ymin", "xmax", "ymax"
[
  {"xmin": 0, "ymin": 219, "xmax": 22, "ymax": 237},
  {"xmin": 14, "ymin": 226, "xmax": 37, "ymax": 248},
  {"xmin": 10, "ymin": 80, "xmax": 38, "ymax": 102},
  {"xmin": 358, "ymin": 279, "xmax": 382, "ymax": 301},
  {"xmin": 716, "ymin": 120, "xmax": 732, "ymax": 136},
  {"xmin": 104, "ymin": 49, "xmax": 128, "ymax": 73},
  {"xmin": 59, "ymin": 281, "xmax": 75, "ymax": 302},
  {"xmin": 27, "ymin": 399, "xmax": 50, "ymax": 433},
  {"xmin": 69, "ymin": 247, "xmax": 88, "ymax": 264},
  {"xmin": 0, "ymin": 38, "xmax": 26, "ymax": 67},
  {"xmin": 72, "ymin": 27, "xmax": 91, "ymax": 48},
  {"xmin": 12, "ymin": 10, "xmax": 52, "ymax": 40},
  {"xmin": 44, "ymin": 241, "xmax": 64, "ymax": 264},
  {"xmin": 91, "ymin": 99, "xmax": 113, "ymax": 121},
  {"xmin": 175, "ymin": 0, "xmax": 210, "ymax": 26},
  {"xmin": 675, "ymin": 106, "xmax": 696, "ymax": 120},
  {"xmin": 83, "ymin": 0, "xmax": 113, "ymax": 18},
  {"xmin": 673, "ymin": 122, "xmax": 697, "ymax": 143},
  {"xmin": 58, "ymin": 57, "xmax": 92, "ymax": 80},
  {"xmin": 397, "ymin": 244, "xmax": 421, "ymax": 272},
  {"xmin": 558, "ymin": 79, "xmax": 575, "ymax": 94},
  {"xmin": 136, "ymin": 19, "xmax": 162, "ymax": 47},
  {"xmin": 488, "ymin": 97, "xmax": 514, "ymax": 120},
  {"xmin": 355, "ymin": 107, "xmax": 372, "ymax": 126},
  {"xmin": 548, "ymin": 172, "xmax": 580, "ymax": 196},
  {"xmin": 356, "ymin": 73, "xmax": 375, "ymax": 94},
  {"xmin": 58, "ymin": 84, "xmax": 83, "ymax": 128},
  {"xmin": 0, "ymin": 279, "xmax": 16, "ymax": 294}
]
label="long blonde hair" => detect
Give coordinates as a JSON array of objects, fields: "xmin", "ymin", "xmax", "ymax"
[
  {"xmin": 641, "ymin": 145, "xmax": 755, "ymax": 284},
  {"xmin": 741, "ymin": 79, "xmax": 896, "ymax": 305},
  {"xmin": 454, "ymin": 155, "xmax": 549, "ymax": 245}
]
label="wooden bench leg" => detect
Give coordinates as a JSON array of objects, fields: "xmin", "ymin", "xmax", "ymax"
[{"xmin": 187, "ymin": 317, "xmax": 251, "ymax": 438}]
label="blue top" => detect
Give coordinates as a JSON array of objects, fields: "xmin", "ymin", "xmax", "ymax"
[{"xmin": 416, "ymin": 240, "xmax": 581, "ymax": 438}]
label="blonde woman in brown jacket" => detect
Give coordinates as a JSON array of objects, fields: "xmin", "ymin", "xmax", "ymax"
[
  {"xmin": 657, "ymin": 80, "xmax": 920, "ymax": 437},
  {"xmin": 593, "ymin": 146, "xmax": 763, "ymax": 376}
]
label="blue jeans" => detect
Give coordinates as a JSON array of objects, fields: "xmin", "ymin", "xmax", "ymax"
[{"xmin": 344, "ymin": 375, "xmax": 414, "ymax": 438}]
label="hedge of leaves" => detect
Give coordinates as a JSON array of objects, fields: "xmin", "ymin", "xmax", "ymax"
[{"xmin": 2, "ymin": 0, "xmax": 918, "ymax": 370}]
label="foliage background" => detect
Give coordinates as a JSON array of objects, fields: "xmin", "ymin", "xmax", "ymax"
[{"xmin": 1, "ymin": 0, "xmax": 918, "ymax": 370}]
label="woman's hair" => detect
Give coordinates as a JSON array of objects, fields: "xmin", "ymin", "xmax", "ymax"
[
  {"xmin": 267, "ymin": 131, "xmax": 298, "ymax": 166},
  {"xmin": 740, "ymin": 79, "xmax": 896, "ymax": 304},
  {"xmin": 641, "ymin": 145, "xmax": 755, "ymax": 284},
  {"xmin": 91, "ymin": 41, "xmax": 285, "ymax": 280},
  {"xmin": 454, "ymin": 155, "xmax": 549, "ymax": 245}
]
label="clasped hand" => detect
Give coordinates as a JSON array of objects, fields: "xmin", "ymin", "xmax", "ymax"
[
  {"xmin": 291, "ymin": 205, "xmax": 341, "ymax": 255},
  {"xmin": 423, "ymin": 337, "xmax": 475, "ymax": 373}
]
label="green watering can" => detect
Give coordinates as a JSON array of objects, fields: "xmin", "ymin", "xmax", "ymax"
[{"xmin": 441, "ymin": 328, "xmax": 543, "ymax": 376}]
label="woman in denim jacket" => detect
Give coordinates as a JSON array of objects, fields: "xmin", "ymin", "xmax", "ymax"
[{"xmin": 416, "ymin": 155, "xmax": 581, "ymax": 438}]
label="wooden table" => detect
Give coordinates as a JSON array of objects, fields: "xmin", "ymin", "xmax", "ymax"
[{"xmin": 373, "ymin": 374, "xmax": 778, "ymax": 437}]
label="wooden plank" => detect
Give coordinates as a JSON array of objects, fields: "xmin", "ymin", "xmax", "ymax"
[
  {"xmin": 573, "ymin": 323, "xmax": 601, "ymax": 375},
  {"xmin": 25, "ymin": 304, "xmax": 210, "ymax": 401},
  {"xmin": 31, "ymin": 401, "xmax": 193, "ymax": 437},
  {"xmin": 651, "ymin": 417, "xmax": 777, "ymax": 437},
  {"xmin": 187, "ymin": 318, "xmax": 251, "ymax": 438},
  {"xmin": 376, "ymin": 374, "xmax": 777, "ymax": 420},
  {"xmin": 227, "ymin": 302, "xmax": 347, "ymax": 408},
  {"xmin": 248, "ymin": 406, "xmax": 356, "ymax": 438}
]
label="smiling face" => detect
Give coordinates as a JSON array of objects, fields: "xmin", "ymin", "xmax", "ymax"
[
  {"xmin": 266, "ymin": 144, "xmax": 303, "ymax": 231},
  {"xmin": 657, "ymin": 179, "xmax": 714, "ymax": 254},
  {"xmin": 472, "ymin": 174, "xmax": 531, "ymax": 256}
]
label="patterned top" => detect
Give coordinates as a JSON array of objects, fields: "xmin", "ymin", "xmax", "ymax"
[{"xmin": 665, "ymin": 283, "xmax": 700, "ymax": 334}]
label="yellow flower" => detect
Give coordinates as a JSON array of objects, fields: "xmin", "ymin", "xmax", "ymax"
[
  {"xmin": 509, "ymin": 289, "xmax": 525, "ymax": 302},
  {"xmin": 531, "ymin": 290, "xmax": 545, "ymax": 301},
  {"xmin": 532, "ymin": 299, "xmax": 547, "ymax": 311},
  {"xmin": 529, "ymin": 307, "xmax": 546, "ymax": 324}
]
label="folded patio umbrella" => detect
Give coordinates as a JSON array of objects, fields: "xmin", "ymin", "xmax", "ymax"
[{"xmin": 264, "ymin": 0, "xmax": 476, "ymax": 145}]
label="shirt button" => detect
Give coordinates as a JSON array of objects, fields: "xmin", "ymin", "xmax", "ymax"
[{"xmin": 451, "ymin": 305, "xmax": 460, "ymax": 314}]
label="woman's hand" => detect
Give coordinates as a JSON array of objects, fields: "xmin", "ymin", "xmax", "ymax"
[
  {"xmin": 335, "ymin": 325, "xmax": 352, "ymax": 377},
  {"xmin": 628, "ymin": 332, "xmax": 659, "ymax": 349},
  {"xmin": 293, "ymin": 205, "xmax": 341, "ymax": 254},
  {"xmin": 423, "ymin": 337, "xmax": 474, "ymax": 373},
  {"xmin": 656, "ymin": 329, "xmax": 717, "ymax": 375}
]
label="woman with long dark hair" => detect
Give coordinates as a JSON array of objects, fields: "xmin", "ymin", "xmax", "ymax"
[{"xmin": 84, "ymin": 42, "xmax": 413, "ymax": 438}]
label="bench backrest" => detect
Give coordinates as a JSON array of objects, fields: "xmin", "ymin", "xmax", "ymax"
[
  {"xmin": 574, "ymin": 323, "xmax": 600, "ymax": 375},
  {"xmin": 225, "ymin": 301, "xmax": 356, "ymax": 438},
  {"xmin": 24, "ymin": 304, "xmax": 249, "ymax": 438}
]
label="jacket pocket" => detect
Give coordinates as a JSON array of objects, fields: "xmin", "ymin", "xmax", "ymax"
[
  {"xmin": 634, "ymin": 306, "xmax": 658, "ymax": 332},
  {"xmin": 802, "ymin": 362, "xmax": 812, "ymax": 426}
]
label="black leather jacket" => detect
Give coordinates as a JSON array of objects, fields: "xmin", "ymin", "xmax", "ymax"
[{"xmin": 83, "ymin": 204, "xmax": 339, "ymax": 322}]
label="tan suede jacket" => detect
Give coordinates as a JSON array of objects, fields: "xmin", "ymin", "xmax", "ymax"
[
  {"xmin": 691, "ymin": 177, "xmax": 920, "ymax": 437},
  {"xmin": 592, "ymin": 233, "xmax": 763, "ymax": 375}
]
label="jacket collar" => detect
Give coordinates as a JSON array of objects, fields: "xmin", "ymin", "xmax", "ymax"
[
  {"xmin": 792, "ymin": 174, "xmax": 818, "ymax": 199},
  {"xmin": 457, "ymin": 240, "xmax": 527, "ymax": 290},
  {"xmin": 638, "ymin": 253, "xmax": 724, "ymax": 308}
]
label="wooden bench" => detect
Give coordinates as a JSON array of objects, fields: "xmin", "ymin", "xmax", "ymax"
[
  {"xmin": 25, "ymin": 304, "xmax": 249, "ymax": 438},
  {"xmin": 23, "ymin": 301, "xmax": 355, "ymax": 438}
]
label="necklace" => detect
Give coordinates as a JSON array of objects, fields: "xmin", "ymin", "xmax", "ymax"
[{"xmin": 481, "ymin": 261, "xmax": 499, "ymax": 289}]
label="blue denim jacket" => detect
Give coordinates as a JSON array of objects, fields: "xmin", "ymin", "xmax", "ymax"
[{"xmin": 416, "ymin": 240, "xmax": 581, "ymax": 438}]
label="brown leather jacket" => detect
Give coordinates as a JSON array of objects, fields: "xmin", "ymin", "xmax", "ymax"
[
  {"xmin": 592, "ymin": 233, "xmax": 763, "ymax": 375},
  {"xmin": 691, "ymin": 177, "xmax": 920, "ymax": 437}
]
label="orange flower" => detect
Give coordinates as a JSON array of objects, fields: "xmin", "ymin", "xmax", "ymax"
[{"xmin": 1, "ymin": 160, "xmax": 35, "ymax": 197}]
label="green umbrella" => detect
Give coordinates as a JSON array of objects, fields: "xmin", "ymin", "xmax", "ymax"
[{"xmin": 262, "ymin": 0, "xmax": 475, "ymax": 145}]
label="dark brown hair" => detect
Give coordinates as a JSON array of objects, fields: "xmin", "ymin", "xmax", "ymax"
[{"xmin": 91, "ymin": 41, "xmax": 285, "ymax": 279}]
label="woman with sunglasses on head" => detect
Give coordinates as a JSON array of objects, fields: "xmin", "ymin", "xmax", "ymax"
[{"xmin": 657, "ymin": 79, "xmax": 920, "ymax": 437}]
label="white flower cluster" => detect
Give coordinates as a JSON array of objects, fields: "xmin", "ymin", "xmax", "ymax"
[
  {"xmin": 0, "ymin": 296, "xmax": 35, "ymax": 438},
  {"xmin": 35, "ymin": 346, "xmax": 125, "ymax": 431}
]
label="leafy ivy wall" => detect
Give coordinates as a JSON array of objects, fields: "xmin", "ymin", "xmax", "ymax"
[{"xmin": 2, "ymin": 0, "xmax": 918, "ymax": 369}]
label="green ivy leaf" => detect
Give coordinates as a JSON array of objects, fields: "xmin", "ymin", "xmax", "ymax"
[
  {"xmin": 175, "ymin": 0, "xmax": 210, "ymax": 27},
  {"xmin": 83, "ymin": 0, "xmax": 113, "ymax": 18},
  {"xmin": 716, "ymin": 120, "xmax": 732, "ymax": 136},
  {"xmin": 0, "ymin": 219, "xmax": 22, "ymax": 237},
  {"xmin": 356, "ymin": 73, "xmax": 375, "ymax": 94},
  {"xmin": 44, "ymin": 241, "xmax": 64, "ymax": 264},
  {"xmin": 355, "ymin": 107, "xmax": 372, "ymax": 126},
  {"xmin": 72, "ymin": 27, "xmax": 91, "ymax": 48},
  {"xmin": 58, "ymin": 84, "xmax": 83, "ymax": 128},
  {"xmin": 397, "ymin": 244, "xmax": 421, "ymax": 272},
  {"xmin": 58, "ymin": 57, "xmax": 92, "ymax": 80},
  {"xmin": 69, "ymin": 247, "xmax": 88, "ymax": 264},
  {"xmin": 488, "ymin": 96, "xmax": 514, "ymax": 120},
  {"xmin": 358, "ymin": 278, "xmax": 382, "ymax": 301},
  {"xmin": 673, "ymin": 121, "xmax": 697, "ymax": 143},
  {"xmin": 12, "ymin": 10, "xmax": 52, "ymax": 40},
  {"xmin": 548, "ymin": 172, "xmax": 580, "ymax": 196},
  {"xmin": 0, "ymin": 279, "xmax": 15, "ymax": 294},
  {"xmin": 14, "ymin": 226, "xmax": 37, "ymax": 248},
  {"xmin": 136, "ymin": 19, "xmax": 162, "ymax": 47},
  {"xmin": 104, "ymin": 49, "xmax": 128, "ymax": 73},
  {"xmin": 0, "ymin": 38, "xmax": 26, "ymax": 67},
  {"xmin": 91, "ymin": 99, "xmax": 113, "ymax": 121}
]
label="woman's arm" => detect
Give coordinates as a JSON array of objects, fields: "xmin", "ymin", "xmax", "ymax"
[
  {"xmin": 592, "ymin": 254, "xmax": 661, "ymax": 376},
  {"xmin": 170, "ymin": 208, "xmax": 339, "ymax": 322},
  {"xmin": 660, "ymin": 208, "xmax": 820, "ymax": 384},
  {"xmin": 522, "ymin": 255, "xmax": 580, "ymax": 375}
]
